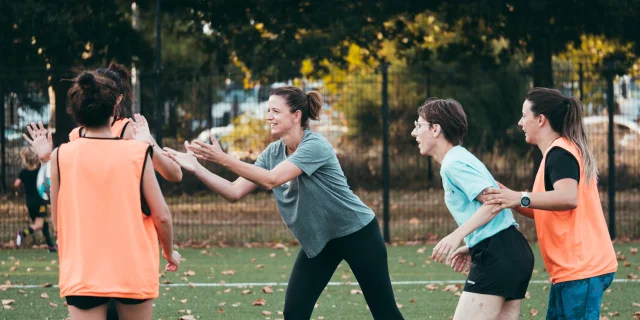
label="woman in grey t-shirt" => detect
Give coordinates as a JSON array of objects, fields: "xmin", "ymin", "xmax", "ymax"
[{"xmin": 165, "ymin": 86, "xmax": 404, "ymax": 320}]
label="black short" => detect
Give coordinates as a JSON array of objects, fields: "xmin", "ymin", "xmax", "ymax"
[
  {"xmin": 27, "ymin": 203, "xmax": 47, "ymax": 221},
  {"xmin": 65, "ymin": 296, "xmax": 148, "ymax": 310},
  {"xmin": 464, "ymin": 226, "xmax": 534, "ymax": 300}
]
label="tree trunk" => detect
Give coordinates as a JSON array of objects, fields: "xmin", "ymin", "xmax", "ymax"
[{"xmin": 52, "ymin": 73, "xmax": 75, "ymax": 147}]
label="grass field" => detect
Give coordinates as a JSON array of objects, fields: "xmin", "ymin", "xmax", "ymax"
[{"xmin": 0, "ymin": 243, "xmax": 638, "ymax": 319}]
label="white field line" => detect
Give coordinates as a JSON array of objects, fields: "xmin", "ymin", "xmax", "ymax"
[{"xmin": 6, "ymin": 279, "xmax": 640, "ymax": 289}]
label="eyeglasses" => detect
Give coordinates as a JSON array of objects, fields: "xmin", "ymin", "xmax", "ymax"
[{"xmin": 413, "ymin": 121, "xmax": 431, "ymax": 130}]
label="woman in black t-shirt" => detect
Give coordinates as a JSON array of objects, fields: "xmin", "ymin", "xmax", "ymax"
[{"xmin": 13, "ymin": 147, "xmax": 56, "ymax": 252}]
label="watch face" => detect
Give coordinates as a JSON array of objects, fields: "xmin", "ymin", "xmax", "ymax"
[{"xmin": 521, "ymin": 197, "xmax": 531, "ymax": 206}]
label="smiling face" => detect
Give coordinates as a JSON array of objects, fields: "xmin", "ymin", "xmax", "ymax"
[
  {"xmin": 266, "ymin": 94, "xmax": 300, "ymax": 137},
  {"xmin": 519, "ymin": 99, "xmax": 540, "ymax": 145},
  {"xmin": 411, "ymin": 116, "xmax": 439, "ymax": 156}
]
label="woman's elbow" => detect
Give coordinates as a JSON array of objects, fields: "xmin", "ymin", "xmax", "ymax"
[
  {"xmin": 166, "ymin": 169, "xmax": 183, "ymax": 183},
  {"xmin": 153, "ymin": 205, "xmax": 172, "ymax": 224},
  {"xmin": 565, "ymin": 198, "xmax": 578, "ymax": 210}
]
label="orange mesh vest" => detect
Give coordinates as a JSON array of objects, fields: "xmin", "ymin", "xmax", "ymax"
[
  {"xmin": 69, "ymin": 118, "xmax": 131, "ymax": 141},
  {"xmin": 56, "ymin": 138, "xmax": 159, "ymax": 299},
  {"xmin": 532, "ymin": 137, "xmax": 617, "ymax": 284}
]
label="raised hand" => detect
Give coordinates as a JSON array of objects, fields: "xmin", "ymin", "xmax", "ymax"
[
  {"xmin": 23, "ymin": 122, "xmax": 53, "ymax": 162},
  {"xmin": 132, "ymin": 114, "xmax": 154, "ymax": 146}
]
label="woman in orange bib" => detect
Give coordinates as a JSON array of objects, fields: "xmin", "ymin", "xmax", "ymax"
[
  {"xmin": 49, "ymin": 71, "xmax": 181, "ymax": 320},
  {"xmin": 484, "ymin": 88, "xmax": 618, "ymax": 319}
]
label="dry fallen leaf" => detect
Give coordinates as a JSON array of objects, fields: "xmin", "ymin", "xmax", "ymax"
[
  {"xmin": 179, "ymin": 316, "xmax": 196, "ymax": 320},
  {"xmin": 26, "ymin": 268, "xmax": 34, "ymax": 272},
  {"xmin": 628, "ymin": 273, "xmax": 638, "ymax": 280},
  {"xmin": 232, "ymin": 302, "xmax": 241, "ymax": 307},
  {"xmin": 417, "ymin": 247, "xmax": 426, "ymax": 254},
  {"xmin": 525, "ymin": 292, "xmax": 531, "ymax": 299},
  {"xmin": 409, "ymin": 299, "xmax": 416, "ymax": 303},
  {"xmin": 2, "ymin": 305, "xmax": 11, "ymax": 310},
  {"xmin": 607, "ymin": 311, "xmax": 620, "ymax": 316},
  {"xmin": 262, "ymin": 311, "xmax": 272, "ymax": 315},
  {"xmin": 263, "ymin": 286, "xmax": 274, "ymax": 294},
  {"xmin": 396, "ymin": 302, "xmax": 403, "ymax": 308},
  {"xmin": 45, "ymin": 266, "xmax": 51, "ymax": 271},
  {"xmin": 40, "ymin": 283, "xmax": 53, "ymax": 288},
  {"xmin": 188, "ymin": 282, "xmax": 196, "ymax": 288},
  {"xmin": 49, "ymin": 302, "xmax": 58, "ymax": 307},
  {"xmin": 253, "ymin": 298, "xmax": 267, "ymax": 306},
  {"xmin": 224, "ymin": 288, "xmax": 232, "ymax": 293},
  {"xmin": 624, "ymin": 261, "xmax": 633, "ymax": 267},
  {"xmin": 530, "ymin": 308, "xmax": 539, "ymax": 316},
  {"xmin": 218, "ymin": 308, "xmax": 224, "ymax": 313},
  {"xmin": 1, "ymin": 300, "xmax": 14, "ymax": 306},
  {"xmin": 184, "ymin": 270, "xmax": 196, "ymax": 276},
  {"xmin": 40, "ymin": 293, "xmax": 49, "ymax": 299},
  {"xmin": 180, "ymin": 299, "xmax": 188, "ymax": 304},
  {"xmin": 242, "ymin": 290, "xmax": 252, "ymax": 295},
  {"xmin": 425, "ymin": 284, "xmax": 439, "ymax": 291},
  {"xmin": 632, "ymin": 302, "xmax": 640, "ymax": 307},
  {"xmin": 616, "ymin": 252, "xmax": 627, "ymax": 261},
  {"xmin": 442, "ymin": 285, "xmax": 458, "ymax": 292},
  {"xmin": 630, "ymin": 248, "xmax": 638, "ymax": 255},
  {"xmin": 18, "ymin": 290, "xmax": 26, "ymax": 295},
  {"xmin": 221, "ymin": 270, "xmax": 235, "ymax": 275},
  {"xmin": 256, "ymin": 264, "xmax": 264, "ymax": 269},
  {"xmin": 269, "ymin": 253, "xmax": 276, "ymax": 258},
  {"xmin": 8, "ymin": 267, "xmax": 16, "ymax": 272},
  {"xmin": 350, "ymin": 289, "xmax": 363, "ymax": 295}
]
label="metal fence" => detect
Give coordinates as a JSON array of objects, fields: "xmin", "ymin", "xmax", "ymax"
[{"xmin": 1, "ymin": 62, "xmax": 639, "ymax": 246}]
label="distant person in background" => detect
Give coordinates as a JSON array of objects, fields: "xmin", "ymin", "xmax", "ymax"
[{"xmin": 13, "ymin": 146, "xmax": 57, "ymax": 252}]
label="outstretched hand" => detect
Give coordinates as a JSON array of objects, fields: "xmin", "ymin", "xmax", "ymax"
[
  {"xmin": 185, "ymin": 133, "xmax": 227, "ymax": 164},
  {"xmin": 23, "ymin": 122, "xmax": 53, "ymax": 162},
  {"xmin": 163, "ymin": 141, "xmax": 200, "ymax": 173}
]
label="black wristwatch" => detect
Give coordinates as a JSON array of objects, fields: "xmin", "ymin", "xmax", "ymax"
[{"xmin": 520, "ymin": 192, "xmax": 531, "ymax": 208}]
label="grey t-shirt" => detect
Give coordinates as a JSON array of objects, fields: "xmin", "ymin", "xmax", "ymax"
[{"xmin": 254, "ymin": 129, "xmax": 375, "ymax": 258}]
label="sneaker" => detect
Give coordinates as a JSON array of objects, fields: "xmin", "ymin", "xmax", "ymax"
[
  {"xmin": 15, "ymin": 232, "xmax": 22, "ymax": 249},
  {"xmin": 47, "ymin": 245, "xmax": 58, "ymax": 253}
]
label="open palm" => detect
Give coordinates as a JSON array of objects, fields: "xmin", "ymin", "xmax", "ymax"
[
  {"xmin": 23, "ymin": 122, "xmax": 53, "ymax": 162},
  {"xmin": 163, "ymin": 142, "xmax": 199, "ymax": 173}
]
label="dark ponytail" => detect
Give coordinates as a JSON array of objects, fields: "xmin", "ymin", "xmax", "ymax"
[
  {"xmin": 96, "ymin": 61, "xmax": 133, "ymax": 120},
  {"xmin": 525, "ymin": 87, "xmax": 597, "ymax": 183}
]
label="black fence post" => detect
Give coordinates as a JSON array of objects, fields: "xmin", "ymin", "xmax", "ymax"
[
  {"xmin": 381, "ymin": 62, "xmax": 390, "ymax": 243},
  {"xmin": 154, "ymin": 0, "xmax": 163, "ymax": 146},
  {"xmin": 605, "ymin": 61, "xmax": 616, "ymax": 240},
  {"xmin": 0, "ymin": 87, "xmax": 6, "ymax": 193},
  {"xmin": 426, "ymin": 73, "xmax": 433, "ymax": 181},
  {"xmin": 578, "ymin": 63, "xmax": 584, "ymax": 101}
]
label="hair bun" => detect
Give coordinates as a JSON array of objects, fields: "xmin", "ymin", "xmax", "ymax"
[{"xmin": 77, "ymin": 72, "xmax": 98, "ymax": 92}]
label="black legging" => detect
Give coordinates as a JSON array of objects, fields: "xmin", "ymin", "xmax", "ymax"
[{"xmin": 284, "ymin": 218, "xmax": 404, "ymax": 320}]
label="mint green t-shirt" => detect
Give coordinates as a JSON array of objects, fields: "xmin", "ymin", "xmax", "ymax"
[
  {"xmin": 255, "ymin": 129, "xmax": 375, "ymax": 258},
  {"xmin": 440, "ymin": 146, "xmax": 518, "ymax": 248}
]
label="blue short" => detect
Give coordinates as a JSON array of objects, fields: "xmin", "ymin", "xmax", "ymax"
[{"xmin": 546, "ymin": 272, "xmax": 615, "ymax": 320}]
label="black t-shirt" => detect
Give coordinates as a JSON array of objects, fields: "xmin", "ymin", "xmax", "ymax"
[
  {"xmin": 19, "ymin": 167, "xmax": 43, "ymax": 206},
  {"xmin": 544, "ymin": 147, "xmax": 581, "ymax": 191}
]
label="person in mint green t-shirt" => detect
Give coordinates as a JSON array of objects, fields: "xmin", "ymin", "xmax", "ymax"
[
  {"xmin": 164, "ymin": 86, "xmax": 404, "ymax": 320},
  {"xmin": 411, "ymin": 98, "xmax": 534, "ymax": 320}
]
